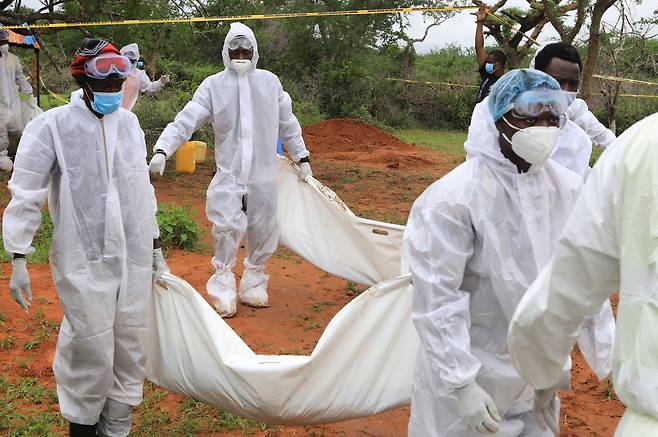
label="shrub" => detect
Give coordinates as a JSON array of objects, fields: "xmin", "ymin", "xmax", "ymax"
[{"xmin": 156, "ymin": 204, "xmax": 199, "ymax": 255}]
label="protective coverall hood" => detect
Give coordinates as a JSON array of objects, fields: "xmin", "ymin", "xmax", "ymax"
[
  {"xmin": 120, "ymin": 43, "xmax": 140, "ymax": 62},
  {"xmin": 222, "ymin": 22, "xmax": 259, "ymax": 74},
  {"xmin": 465, "ymin": 96, "xmax": 593, "ymax": 178}
]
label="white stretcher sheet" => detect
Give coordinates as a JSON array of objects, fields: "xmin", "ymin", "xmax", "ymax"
[{"xmin": 145, "ymin": 156, "xmax": 419, "ymax": 424}]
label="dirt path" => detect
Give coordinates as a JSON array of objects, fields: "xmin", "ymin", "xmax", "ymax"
[{"xmin": 0, "ymin": 119, "xmax": 622, "ymax": 436}]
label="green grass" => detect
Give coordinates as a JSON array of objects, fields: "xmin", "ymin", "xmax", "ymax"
[
  {"xmin": 392, "ymin": 129, "xmax": 467, "ymax": 156},
  {"xmin": 0, "ymin": 376, "xmax": 64, "ymax": 436}
]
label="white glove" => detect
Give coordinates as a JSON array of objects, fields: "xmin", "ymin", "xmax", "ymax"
[
  {"xmin": 9, "ymin": 258, "xmax": 32, "ymax": 313},
  {"xmin": 298, "ymin": 161, "xmax": 312, "ymax": 182},
  {"xmin": 149, "ymin": 152, "xmax": 166, "ymax": 176},
  {"xmin": 152, "ymin": 248, "xmax": 170, "ymax": 285},
  {"xmin": 534, "ymin": 371, "xmax": 569, "ymax": 435},
  {"xmin": 160, "ymin": 75, "xmax": 171, "ymax": 85},
  {"xmin": 455, "ymin": 381, "xmax": 501, "ymax": 434},
  {"xmin": 0, "ymin": 150, "xmax": 13, "ymax": 172}
]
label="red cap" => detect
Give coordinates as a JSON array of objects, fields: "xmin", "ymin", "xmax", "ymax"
[{"xmin": 70, "ymin": 39, "xmax": 121, "ymax": 78}]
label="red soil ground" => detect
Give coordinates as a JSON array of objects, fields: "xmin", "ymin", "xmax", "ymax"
[{"xmin": 0, "ymin": 119, "xmax": 622, "ymax": 436}]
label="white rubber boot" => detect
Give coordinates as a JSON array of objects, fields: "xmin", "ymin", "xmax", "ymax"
[
  {"xmin": 206, "ymin": 269, "xmax": 237, "ymax": 318},
  {"xmin": 238, "ymin": 264, "xmax": 269, "ymax": 308}
]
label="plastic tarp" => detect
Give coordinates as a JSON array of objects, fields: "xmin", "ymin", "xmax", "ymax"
[
  {"xmin": 276, "ymin": 157, "xmax": 406, "ymax": 287},
  {"xmin": 145, "ymin": 156, "xmax": 419, "ymax": 424}
]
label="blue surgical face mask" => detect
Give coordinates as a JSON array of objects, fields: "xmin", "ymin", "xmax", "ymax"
[
  {"xmin": 485, "ymin": 63, "xmax": 496, "ymax": 74},
  {"xmin": 87, "ymin": 87, "xmax": 123, "ymax": 115}
]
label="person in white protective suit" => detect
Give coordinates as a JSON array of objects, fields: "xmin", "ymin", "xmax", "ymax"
[
  {"xmin": 404, "ymin": 69, "xmax": 615, "ymax": 437},
  {"xmin": 530, "ymin": 42, "xmax": 616, "ymax": 150},
  {"xmin": 149, "ymin": 22, "xmax": 312, "ymax": 318},
  {"xmin": 509, "ymin": 111, "xmax": 658, "ymax": 436},
  {"xmin": 2, "ymin": 38, "xmax": 169, "ymax": 437},
  {"xmin": 0, "ymin": 27, "xmax": 34, "ymax": 172},
  {"xmin": 119, "ymin": 43, "xmax": 170, "ymax": 111}
]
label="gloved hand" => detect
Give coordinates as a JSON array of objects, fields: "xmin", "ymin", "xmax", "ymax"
[
  {"xmin": 152, "ymin": 248, "xmax": 170, "ymax": 285},
  {"xmin": 455, "ymin": 381, "xmax": 501, "ymax": 434},
  {"xmin": 149, "ymin": 152, "xmax": 166, "ymax": 176},
  {"xmin": 298, "ymin": 162, "xmax": 312, "ymax": 182},
  {"xmin": 9, "ymin": 258, "xmax": 32, "ymax": 313},
  {"xmin": 534, "ymin": 371, "xmax": 569, "ymax": 435},
  {"xmin": 0, "ymin": 150, "xmax": 13, "ymax": 172},
  {"xmin": 160, "ymin": 75, "xmax": 171, "ymax": 85},
  {"xmin": 27, "ymin": 96, "xmax": 38, "ymax": 109}
]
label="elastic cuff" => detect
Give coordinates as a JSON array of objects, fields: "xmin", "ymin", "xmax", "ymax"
[
  {"xmin": 298, "ymin": 156, "xmax": 310, "ymax": 164},
  {"xmin": 155, "ymin": 149, "xmax": 167, "ymax": 157}
]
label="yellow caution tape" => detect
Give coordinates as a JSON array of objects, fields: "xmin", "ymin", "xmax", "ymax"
[
  {"xmin": 386, "ymin": 77, "xmax": 478, "ymax": 88},
  {"xmin": 2, "ymin": 5, "xmax": 476, "ymax": 30},
  {"xmin": 619, "ymin": 93, "xmax": 658, "ymax": 99},
  {"xmin": 594, "ymin": 74, "xmax": 658, "ymax": 87},
  {"xmin": 39, "ymin": 75, "xmax": 70, "ymax": 104}
]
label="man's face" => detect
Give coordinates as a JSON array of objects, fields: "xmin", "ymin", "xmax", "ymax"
[
  {"xmin": 229, "ymin": 48, "xmax": 253, "ymax": 61},
  {"xmin": 544, "ymin": 57, "xmax": 580, "ymax": 92},
  {"xmin": 86, "ymin": 77, "xmax": 125, "ymax": 93},
  {"xmin": 495, "ymin": 109, "xmax": 562, "ymax": 171},
  {"xmin": 485, "ymin": 54, "xmax": 503, "ymax": 76}
]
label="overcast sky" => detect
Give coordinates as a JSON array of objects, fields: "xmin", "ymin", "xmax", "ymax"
[{"xmin": 18, "ymin": 0, "xmax": 658, "ymax": 53}]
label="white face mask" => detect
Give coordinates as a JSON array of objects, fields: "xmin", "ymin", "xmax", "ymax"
[
  {"xmin": 0, "ymin": 45, "xmax": 8, "ymax": 57},
  {"xmin": 501, "ymin": 116, "xmax": 560, "ymax": 167},
  {"xmin": 230, "ymin": 59, "xmax": 252, "ymax": 75},
  {"xmin": 562, "ymin": 90, "xmax": 577, "ymax": 107}
]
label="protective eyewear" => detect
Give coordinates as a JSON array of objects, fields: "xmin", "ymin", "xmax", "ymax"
[
  {"xmin": 227, "ymin": 35, "xmax": 253, "ymax": 51},
  {"xmin": 84, "ymin": 53, "xmax": 134, "ymax": 79},
  {"xmin": 510, "ymin": 88, "xmax": 569, "ymax": 118}
]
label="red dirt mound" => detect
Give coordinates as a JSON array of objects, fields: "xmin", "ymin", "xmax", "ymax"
[{"xmin": 302, "ymin": 118, "xmax": 434, "ymax": 169}]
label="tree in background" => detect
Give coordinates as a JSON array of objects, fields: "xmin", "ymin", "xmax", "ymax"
[{"xmin": 595, "ymin": 0, "xmax": 658, "ymax": 132}]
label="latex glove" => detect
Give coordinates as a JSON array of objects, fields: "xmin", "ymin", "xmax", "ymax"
[
  {"xmin": 27, "ymin": 96, "xmax": 38, "ymax": 108},
  {"xmin": 298, "ymin": 162, "xmax": 312, "ymax": 182},
  {"xmin": 534, "ymin": 371, "xmax": 570, "ymax": 435},
  {"xmin": 9, "ymin": 258, "xmax": 32, "ymax": 313},
  {"xmin": 152, "ymin": 248, "xmax": 170, "ymax": 285},
  {"xmin": 149, "ymin": 153, "xmax": 166, "ymax": 176},
  {"xmin": 456, "ymin": 381, "xmax": 501, "ymax": 434},
  {"xmin": 160, "ymin": 75, "xmax": 171, "ymax": 85},
  {"xmin": 0, "ymin": 150, "xmax": 13, "ymax": 172}
]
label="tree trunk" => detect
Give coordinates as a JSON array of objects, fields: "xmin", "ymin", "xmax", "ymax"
[
  {"xmin": 607, "ymin": 104, "xmax": 616, "ymax": 134},
  {"xmin": 581, "ymin": 0, "xmax": 617, "ymax": 104}
]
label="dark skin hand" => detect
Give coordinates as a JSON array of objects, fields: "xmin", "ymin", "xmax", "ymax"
[
  {"xmin": 81, "ymin": 77, "xmax": 125, "ymax": 118},
  {"xmin": 544, "ymin": 57, "xmax": 580, "ymax": 92},
  {"xmin": 495, "ymin": 109, "xmax": 562, "ymax": 174}
]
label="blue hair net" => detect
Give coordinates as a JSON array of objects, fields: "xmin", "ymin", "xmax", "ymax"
[{"xmin": 488, "ymin": 69, "xmax": 561, "ymax": 121}]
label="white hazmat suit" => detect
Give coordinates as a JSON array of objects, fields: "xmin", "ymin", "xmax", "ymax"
[
  {"xmin": 405, "ymin": 76, "xmax": 614, "ymax": 436},
  {"xmin": 529, "ymin": 47, "xmax": 616, "ymax": 150},
  {"xmin": 153, "ymin": 22, "xmax": 310, "ymax": 316},
  {"xmin": 2, "ymin": 89, "xmax": 159, "ymax": 433},
  {"xmin": 119, "ymin": 43, "xmax": 168, "ymax": 111},
  {"xmin": 509, "ymin": 112, "xmax": 658, "ymax": 436},
  {"xmin": 467, "ymin": 97, "xmax": 593, "ymax": 179},
  {"xmin": 0, "ymin": 43, "xmax": 33, "ymax": 171}
]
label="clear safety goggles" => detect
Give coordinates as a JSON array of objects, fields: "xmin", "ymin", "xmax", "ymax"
[
  {"xmin": 84, "ymin": 53, "xmax": 134, "ymax": 79},
  {"xmin": 510, "ymin": 88, "xmax": 570, "ymax": 118},
  {"xmin": 227, "ymin": 35, "xmax": 253, "ymax": 51}
]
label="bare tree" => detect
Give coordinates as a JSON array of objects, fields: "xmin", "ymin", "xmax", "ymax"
[
  {"xmin": 596, "ymin": 0, "xmax": 657, "ymax": 133},
  {"xmin": 580, "ymin": 0, "xmax": 619, "ymax": 103},
  {"xmin": 474, "ymin": 0, "xmax": 588, "ymax": 67}
]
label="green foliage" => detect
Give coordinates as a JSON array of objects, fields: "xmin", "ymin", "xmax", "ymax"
[
  {"xmin": 0, "ymin": 211, "xmax": 53, "ymax": 264},
  {"xmin": 156, "ymin": 204, "xmax": 199, "ymax": 255}
]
